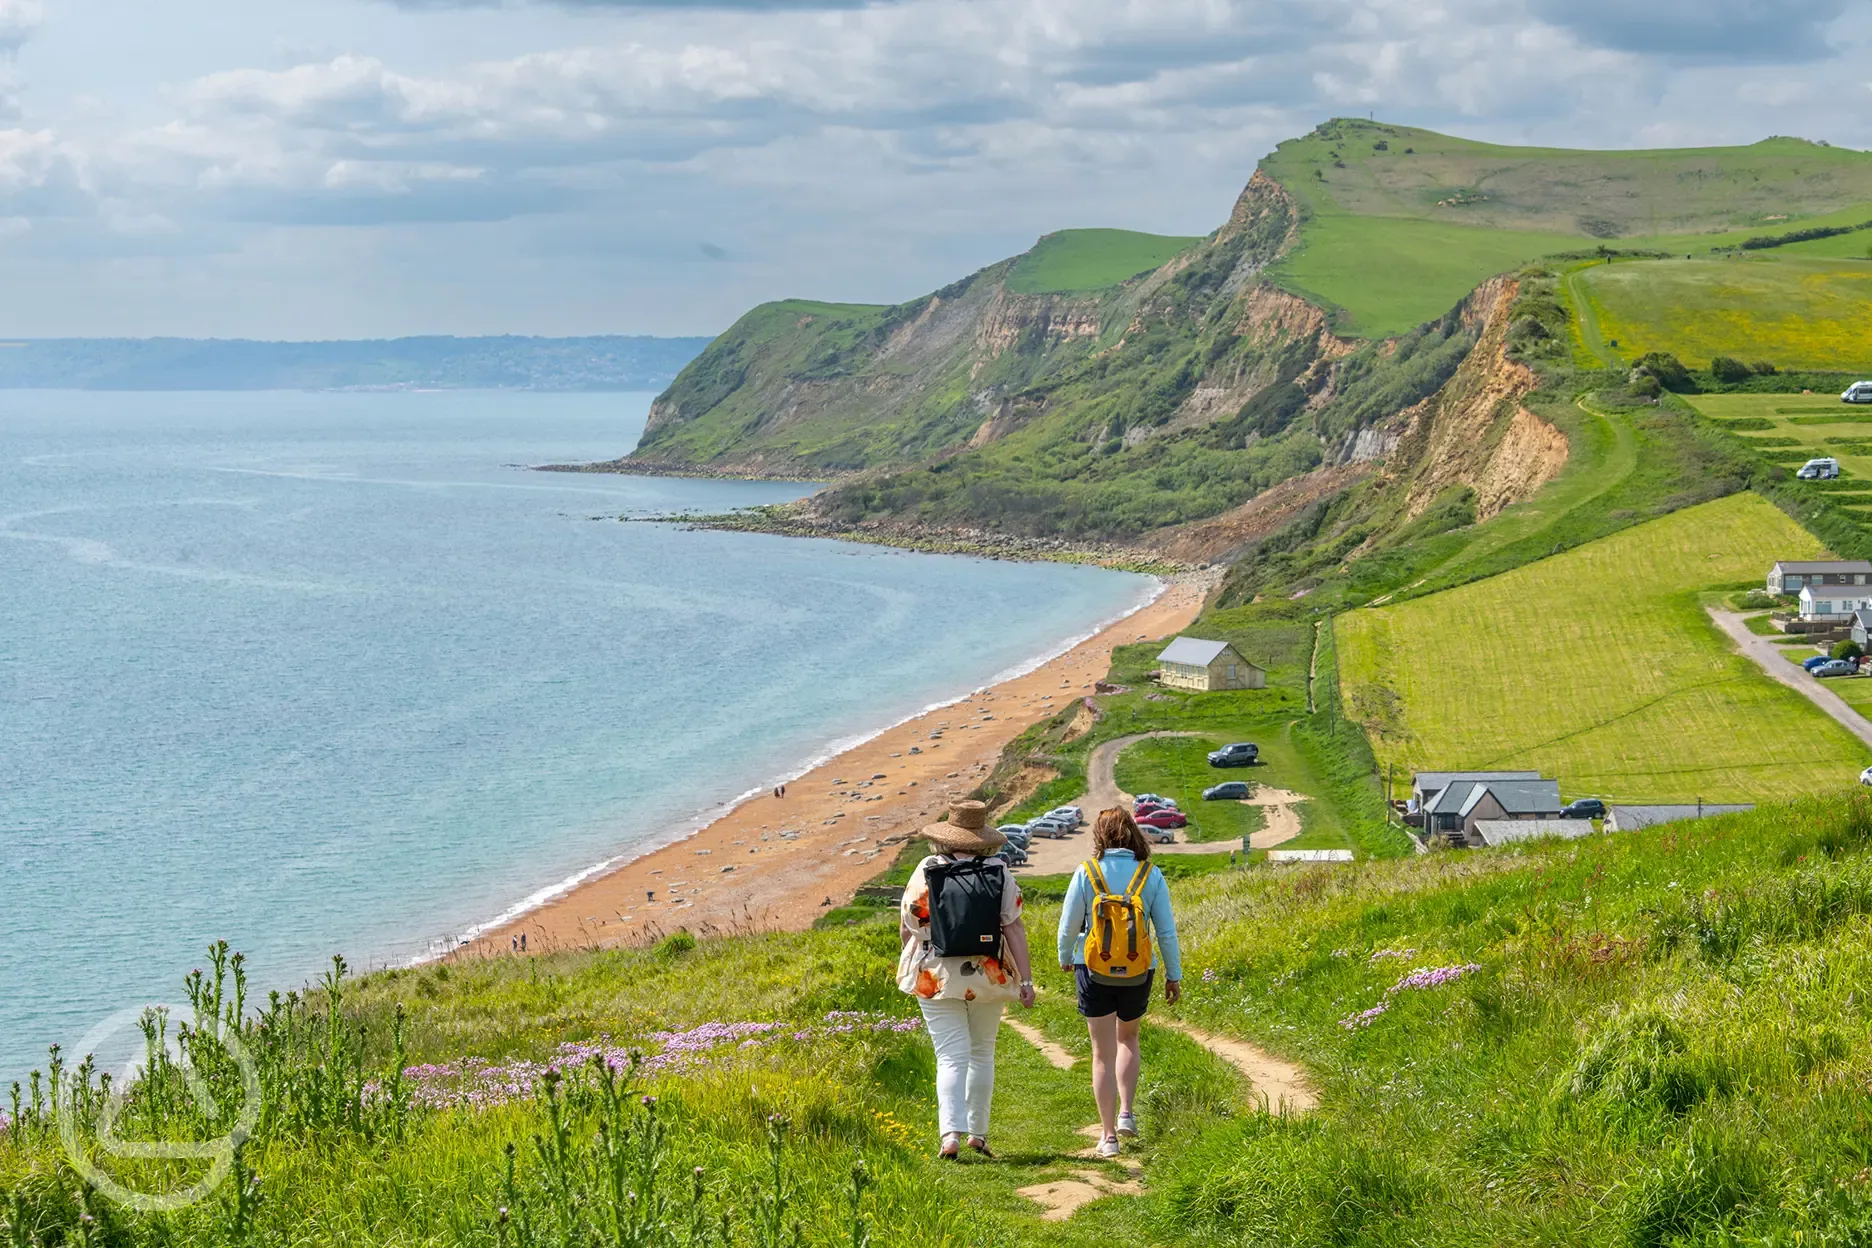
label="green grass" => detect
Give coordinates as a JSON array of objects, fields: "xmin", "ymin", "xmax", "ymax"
[
  {"xmin": 1266, "ymin": 213, "xmax": 1582, "ymax": 337},
  {"xmin": 1574, "ymin": 255, "xmax": 1872, "ymax": 370},
  {"xmin": 1005, "ymin": 229, "xmax": 1202, "ymax": 296},
  {"xmin": 1113, "ymin": 734, "xmax": 1266, "ymax": 844},
  {"xmin": 1257, "ymin": 119, "xmax": 1872, "ymax": 338},
  {"xmin": 1337, "ymin": 492, "xmax": 1868, "ymax": 802},
  {"xmin": 25, "ymin": 793, "xmax": 1872, "ymax": 1244},
  {"xmin": 1690, "ymin": 393, "xmax": 1872, "ymax": 486}
]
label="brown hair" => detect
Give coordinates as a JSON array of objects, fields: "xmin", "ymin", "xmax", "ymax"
[{"xmin": 1091, "ymin": 807, "xmax": 1151, "ymax": 862}]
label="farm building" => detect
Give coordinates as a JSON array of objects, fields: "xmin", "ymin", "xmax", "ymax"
[
  {"xmin": 1798, "ymin": 584, "xmax": 1872, "ymax": 621},
  {"xmin": 1408, "ymin": 770, "xmax": 1540, "ymax": 814},
  {"xmin": 1154, "ymin": 637, "xmax": 1266, "ymax": 692},
  {"xmin": 1769, "ymin": 560, "xmax": 1872, "ymax": 594},
  {"xmin": 1605, "ymin": 804, "xmax": 1756, "ymax": 833},
  {"xmin": 1470, "ymin": 819, "xmax": 1593, "ymax": 847},
  {"xmin": 1423, "ymin": 777, "xmax": 1564, "ymax": 844}
]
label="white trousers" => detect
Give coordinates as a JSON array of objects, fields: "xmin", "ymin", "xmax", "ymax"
[{"xmin": 918, "ymin": 996, "xmax": 1005, "ymax": 1137}]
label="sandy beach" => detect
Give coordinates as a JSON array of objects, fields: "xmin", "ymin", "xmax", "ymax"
[{"xmin": 460, "ymin": 577, "xmax": 1208, "ymax": 958}]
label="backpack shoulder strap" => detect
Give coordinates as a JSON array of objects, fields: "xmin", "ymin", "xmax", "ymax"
[
  {"xmin": 1124, "ymin": 861, "xmax": 1151, "ymax": 899},
  {"xmin": 1083, "ymin": 858, "xmax": 1110, "ymax": 895}
]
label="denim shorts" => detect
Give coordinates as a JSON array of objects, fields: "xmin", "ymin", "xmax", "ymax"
[{"xmin": 1074, "ymin": 965, "xmax": 1155, "ymax": 1021}]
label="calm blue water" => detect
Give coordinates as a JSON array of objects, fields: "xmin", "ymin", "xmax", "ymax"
[{"xmin": 0, "ymin": 391, "xmax": 1153, "ymax": 1080}]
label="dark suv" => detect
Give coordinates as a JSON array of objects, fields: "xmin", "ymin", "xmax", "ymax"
[
  {"xmin": 1203, "ymin": 781, "xmax": 1251, "ymax": 801},
  {"xmin": 1208, "ymin": 742, "xmax": 1259, "ymax": 768},
  {"xmin": 1561, "ymin": 798, "xmax": 1606, "ymax": 820}
]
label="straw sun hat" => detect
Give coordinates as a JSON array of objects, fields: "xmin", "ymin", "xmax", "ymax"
[{"xmin": 921, "ymin": 800, "xmax": 1006, "ymax": 856}]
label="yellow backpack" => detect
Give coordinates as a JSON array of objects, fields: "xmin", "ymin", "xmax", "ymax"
[{"xmin": 1081, "ymin": 858, "xmax": 1153, "ymax": 984}]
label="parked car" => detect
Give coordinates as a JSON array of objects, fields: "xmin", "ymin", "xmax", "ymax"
[
  {"xmin": 1044, "ymin": 806, "xmax": 1083, "ymax": 828},
  {"xmin": 1139, "ymin": 825, "xmax": 1176, "ymax": 845},
  {"xmin": 1803, "ymin": 655, "xmax": 1834, "ymax": 671},
  {"xmin": 1026, "ymin": 816, "xmax": 1073, "ymax": 839},
  {"xmin": 1814, "ymin": 659, "xmax": 1859, "ymax": 678},
  {"xmin": 994, "ymin": 842, "xmax": 1028, "ymax": 866},
  {"xmin": 1133, "ymin": 793, "xmax": 1178, "ymax": 809},
  {"xmin": 1207, "ymin": 742, "xmax": 1260, "ymax": 768},
  {"xmin": 997, "ymin": 824, "xmax": 1031, "ymax": 848},
  {"xmin": 1203, "ymin": 781, "xmax": 1251, "ymax": 801},
  {"xmin": 1137, "ymin": 808, "xmax": 1188, "ymax": 830},
  {"xmin": 1798, "ymin": 457, "xmax": 1842, "ymax": 480},
  {"xmin": 1561, "ymin": 798, "xmax": 1606, "ymax": 820},
  {"xmin": 1860, "ymin": 765, "xmax": 1872, "ymax": 786},
  {"xmin": 1842, "ymin": 381, "xmax": 1872, "ymax": 404},
  {"xmin": 1135, "ymin": 800, "xmax": 1175, "ymax": 816}
]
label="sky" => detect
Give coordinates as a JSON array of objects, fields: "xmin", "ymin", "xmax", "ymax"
[{"xmin": 2, "ymin": 0, "xmax": 1869, "ymax": 338}]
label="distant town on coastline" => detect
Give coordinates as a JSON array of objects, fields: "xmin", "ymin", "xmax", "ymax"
[{"xmin": 0, "ymin": 335, "xmax": 713, "ymax": 392}]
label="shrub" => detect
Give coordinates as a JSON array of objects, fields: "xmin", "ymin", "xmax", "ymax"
[
  {"xmin": 1752, "ymin": 361, "xmax": 1779, "ymax": 376},
  {"xmin": 655, "ymin": 930, "xmax": 699, "ymax": 959},
  {"xmin": 1629, "ymin": 373, "xmax": 1662, "ymax": 399},
  {"xmin": 1633, "ymin": 351, "xmax": 1694, "ymax": 392},
  {"xmin": 1832, "ymin": 640, "xmax": 1863, "ymax": 661},
  {"xmin": 1710, "ymin": 356, "xmax": 1753, "ymax": 384}
]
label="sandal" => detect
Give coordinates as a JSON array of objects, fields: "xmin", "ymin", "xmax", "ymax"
[
  {"xmin": 967, "ymin": 1136, "xmax": 994, "ymax": 1158},
  {"xmin": 939, "ymin": 1131, "xmax": 963, "ymax": 1160}
]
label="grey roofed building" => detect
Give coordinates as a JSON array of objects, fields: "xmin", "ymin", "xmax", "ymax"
[
  {"xmin": 1605, "ymin": 804, "xmax": 1755, "ymax": 833},
  {"xmin": 1854, "ymin": 610, "xmax": 1872, "ymax": 648},
  {"xmin": 1423, "ymin": 778, "xmax": 1560, "ymax": 817},
  {"xmin": 1768, "ymin": 560, "xmax": 1872, "ymax": 593},
  {"xmin": 1157, "ymin": 637, "xmax": 1234, "ymax": 666},
  {"xmin": 1472, "ymin": 819, "xmax": 1594, "ymax": 847},
  {"xmin": 1422, "ymin": 777, "xmax": 1564, "ymax": 844},
  {"xmin": 1410, "ymin": 770, "xmax": 1540, "ymax": 807}
]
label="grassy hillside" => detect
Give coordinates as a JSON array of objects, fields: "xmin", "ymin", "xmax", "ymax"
[
  {"xmin": 20, "ymin": 791, "xmax": 1872, "ymax": 1244},
  {"xmin": 1337, "ymin": 492, "xmax": 1866, "ymax": 802},
  {"xmin": 1005, "ymin": 230, "xmax": 1202, "ymax": 296},
  {"xmin": 1574, "ymin": 256, "xmax": 1872, "ymax": 370},
  {"xmin": 1691, "ymin": 394, "xmax": 1872, "ymax": 487},
  {"xmin": 1265, "ymin": 213, "xmax": 1580, "ymax": 340},
  {"xmin": 1260, "ymin": 119, "xmax": 1872, "ymax": 337}
]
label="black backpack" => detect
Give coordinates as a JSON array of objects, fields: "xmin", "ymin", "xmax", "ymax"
[{"xmin": 925, "ymin": 857, "xmax": 1006, "ymax": 959}]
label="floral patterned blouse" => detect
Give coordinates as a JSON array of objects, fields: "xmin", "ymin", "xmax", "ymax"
[{"xmin": 896, "ymin": 854, "xmax": 1024, "ymax": 1003}]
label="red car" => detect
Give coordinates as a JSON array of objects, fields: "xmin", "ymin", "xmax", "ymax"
[
  {"xmin": 1135, "ymin": 800, "xmax": 1174, "ymax": 817},
  {"xmin": 1136, "ymin": 808, "xmax": 1187, "ymax": 830}
]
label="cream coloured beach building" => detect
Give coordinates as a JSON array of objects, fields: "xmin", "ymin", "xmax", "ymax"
[{"xmin": 1155, "ymin": 637, "xmax": 1265, "ymax": 692}]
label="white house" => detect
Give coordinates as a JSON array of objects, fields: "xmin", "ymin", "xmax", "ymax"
[{"xmin": 1798, "ymin": 584, "xmax": 1872, "ymax": 621}]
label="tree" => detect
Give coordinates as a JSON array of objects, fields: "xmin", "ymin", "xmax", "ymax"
[
  {"xmin": 1633, "ymin": 351, "xmax": 1693, "ymax": 392},
  {"xmin": 1832, "ymin": 639, "xmax": 1864, "ymax": 662},
  {"xmin": 1710, "ymin": 356, "xmax": 1752, "ymax": 384}
]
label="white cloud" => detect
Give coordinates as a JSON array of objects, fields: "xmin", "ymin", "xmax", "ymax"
[{"xmin": 0, "ymin": 0, "xmax": 1870, "ymax": 334}]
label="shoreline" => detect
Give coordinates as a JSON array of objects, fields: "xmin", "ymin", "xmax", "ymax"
[{"xmin": 455, "ymin": 576, "xmax": 1209, "ymax": 959}]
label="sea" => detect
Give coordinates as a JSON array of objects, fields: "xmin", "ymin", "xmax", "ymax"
[{"xmin": 0, "ymin": 391, "xmax": 1155, "ymax": 1081}]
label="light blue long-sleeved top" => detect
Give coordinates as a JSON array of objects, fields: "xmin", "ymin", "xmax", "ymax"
[{"xmin": 1055, "ymin": 849, "xmax": 1183, "ymax": 981}]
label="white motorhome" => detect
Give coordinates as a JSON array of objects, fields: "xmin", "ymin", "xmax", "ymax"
[
  {"xmin": 1842, "ymin": 381, "xmax": 1872, "ymax": 404},
  {"xmin": 1798, "ymin": 457, "xmax": 1842, "ymax": 480}
]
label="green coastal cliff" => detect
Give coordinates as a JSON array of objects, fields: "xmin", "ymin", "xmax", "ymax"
[{"xmin": 610, "ymin": 119, "xmax": 1872, "ymax": 560}]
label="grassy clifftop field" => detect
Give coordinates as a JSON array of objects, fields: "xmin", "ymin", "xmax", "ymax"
[
  {"xmin": 1337, "ymin": 493, "xmax": 1862, "ymax": 802},
  {"xmin": 17, "ymin": 790, "xmax": 1872, "ymax": 1245},
  {"xmin": 1261, "ymin": 120, "xmax": 1872, "ymax": 337}
]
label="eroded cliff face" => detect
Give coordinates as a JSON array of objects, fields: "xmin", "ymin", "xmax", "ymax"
[
  {"xmin": 624, "ymin": 163, "xmax": 1572, "ymax": 551},
  {"xmin": 1388, "ymin": 278, "xmax": 1568, "ymax": 523}
]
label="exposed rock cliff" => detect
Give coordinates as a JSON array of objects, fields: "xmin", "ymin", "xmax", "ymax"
[{"xmin": 1388, "ymin": 278, "xmax": 1567, "ymax": 524}]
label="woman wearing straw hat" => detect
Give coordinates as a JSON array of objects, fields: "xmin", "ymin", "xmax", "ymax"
[
  {"xmin": 898, "ymin": 799, "xmax": 1037, "ymax": 1159},
  {"xmin": 1056, "ymin": 807, "xmax": 1182, "ymax": 1158}
]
